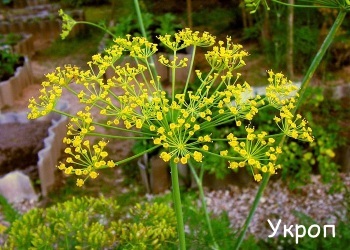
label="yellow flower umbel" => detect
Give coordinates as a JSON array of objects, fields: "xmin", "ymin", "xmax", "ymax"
[
  {"xmin": 28, "ymin": 25, "xmax": 313, "ymax": 185},
  {"xmin": 223, "ymin": 128, "xmax": 282, "ymax": 182},
  {"xmin": 58, "ymin": 9, "xmax": 77, "ymax": 39},
  {"xmin": 58, "ymin": 139, "xmax": 114, "ymax": 187},
  {"xmin": 266, "ymin": 70, "xmax": 299, "ymax": 109},
  {"xmin": 28, "ymin": 65, "xmax": 79, "ymax": 119}
]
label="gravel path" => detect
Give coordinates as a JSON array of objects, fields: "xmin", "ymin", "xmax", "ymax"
[{"xmin": 205, "ymin": 174, "xmax": 350, "ymax": 239}]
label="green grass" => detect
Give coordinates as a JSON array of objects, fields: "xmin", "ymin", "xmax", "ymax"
[
  {"xmin": 84, "ymin": 1, "xmax": 135, "ymax": 23},
  {"xmin": 84, "ymin": 5, "xmax": 114, "ymax": 23},
  {"xmin": 41, "ymin": 32, "xmax": 101, "ymax": 58},
  {"xmin": 0, "ymin": 195, "xmax": 21, "ymax": 225}
]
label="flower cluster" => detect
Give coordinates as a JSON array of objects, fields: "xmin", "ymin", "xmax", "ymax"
[
  {"xmin": 28, "ymin": 26, "xmax": 313, "ymax": 185},
  {"xmin": 158, "ymin": 28, "xmax": 216, "ymax": 51},
  {"xmin": 58, "ymin": 138, "xmax": 115, "ymax": 187},
  {"xmin": 58, "ymin": 9, "xmax": 77, "ymax": 39},
  {"xmin": 266, "ymin": 70, "xmax": 299, "ymax": 109},
  {"xmin": 274, "ymin": 110, "xmax": 313, "ymax": 142},
  {"xmin": 221, "ymin": 128, "xmax": 282, "ymax": 182},
  {"xmin": 28, "ymin": 65, "xmax": 79, "ymax": 119}
]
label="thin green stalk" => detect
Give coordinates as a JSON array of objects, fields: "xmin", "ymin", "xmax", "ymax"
[
  {"xmin": 272, "ymin": 0, "xmax": 341, "ymax": 9},
  {"xmin": 86, "ymin": 132, "xmax": 152, "ymax": 140},
  {"xmin": 98, "ymin": 145, "xmax": 160, "ymax": 169},
  {"xmin": 234, "ymin": 9, "xmax": 347, "ymax": 250},
  {"xmin": 133, "ymin": 0, "xmax": 159, "ymax": 80},
  {"xmin": 296, "ymin": 9, "xmax": 347, "ymax": 110},
  {"xmin": 198, "ymin": 148, "xmax": 242, "ymax": 161},
  {"xmin": 52, "ymin": 108, "xmax": 75, "ymax": 118},
  {"xmin": 75, "ymin": 21, "xmax": 115, "ymax": 37},
  {"xmin": 172, "ymin": 50, "xmax": 177, "ymax": 101},
  {"xmin": 170, "ymin": 160, "xmax": 186, "ymax": 250},
  {"xmin": 233, "ymin": 173, "xmax": 271, "ymax": 249},
  {"xmin": 183, "ymin": 46, "xmax": 196, "ymax": 94},
  {"xmin": 133, "ymin": 0, "xmax": 147, "ymax": 40},
  {"xmin": 188, "ymin": 161, "xmax": 219, "ymax": 250}
]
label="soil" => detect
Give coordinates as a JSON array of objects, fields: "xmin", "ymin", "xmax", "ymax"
[{"xmin": 0, "ymin": 120, "xmax": 51, "ymax": 175}]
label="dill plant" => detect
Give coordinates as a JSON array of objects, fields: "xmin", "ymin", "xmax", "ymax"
[
  {"xmin": 27, "ymin": 7, "xmax": 316, "ymax": 250},
  {"xmin": 1, "ymin": 197, "xmax": 177, "ymax": 249}
]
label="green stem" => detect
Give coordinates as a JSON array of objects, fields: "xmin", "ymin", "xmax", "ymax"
[
  {"xmin": 233, "ymin": 173, "xmax": 271, "ymax": 249},
  {"xmin": 271, "ymin": 0, "xmax": 341, "ymax": 9},
  {"xmin": 99, "ymin": 145, "xmax": 160, "ymax": 169},
  {"xmin": 133, "ymin": 0, "xmax": 159, "ymax": 80},
  {"xmin": 86, "ymin": 132, "xmax": 152, "ymax": 140},
  {"xmin": 76, "ymin": 21, "xmax": 116, "ymax": 38},
  {"xmin": 234, "ymin": 9, "xmax": 347, "ymax": 250},
  {"xmin": 198, "ymin": 148, "xmax": 242, "ymax": 161},
  {"xmin": 183, "ymin": 46, "xmax": 196, "ymax": 94},
  {"xmin": 53, "ymin": 108, "xmax": 155, "ymax": 136},
  {"xmin": 296, "ymin": 10, "xmax": 347, "ymax": 110},
  {"xmin": 188, "ymin": 161, "xmax": 219, "ymax": 250},
  {"xmin": 52, "ymin": 108, "xmax": 75, "ymax": 118},
  {"xmin": 170, "ymin": 160, "xmax": 186, "ymax": 250},
  {"xmin": 172, "ymin": 50, "xmax": 176, "ymax": 102},
  {"xmin": 133, "ymin": 0, "xmax": 147, "ymax": 40}
]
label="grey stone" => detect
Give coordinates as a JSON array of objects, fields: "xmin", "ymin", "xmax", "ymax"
[
  {"xmin": 0, "ymin": 171, "xmax": 38, "ymax": 203},
  {"xmin": 150, "ymin": 155, "xmax": 170, "ymax": 194},
  {"xmin": 0, "ymin": 112, "xmax": 17, "ymax": 124},
  {"xmin": 177, "ymin": 163, "xmax": 190, "ymax": 187},
  {"xmin": 15, "ymin": 112, "xmax": 29, "ymax": 124},
  {"xmin": 138, "ymin": 154, "xmax": 151, "ymax": 193}
]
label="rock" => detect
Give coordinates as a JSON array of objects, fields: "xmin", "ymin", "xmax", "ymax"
[
  {"xmin": 0, "ymin": 111, "xmax": 29, "ymax": 124},
  {"xmin": 0, "ymin": 112, "xmax": 17, "ymax": 124},
  {"xmin": 137, "ymin": 155, "xmax": 151, "ymax": 193},
  {"xmin": 177, "ymin": 163, "xmax": 190, "ymax": 187},
  {"xmin": 149, "ymin": 155, "xmax": 170, "ymax": 194},
  {"xmin": 0, "ymin": 171, "xmax": 38, "ymax": 203},
  {"xmin": 15, "ymin": 112, "xmax": 30, "ymax": 123}
]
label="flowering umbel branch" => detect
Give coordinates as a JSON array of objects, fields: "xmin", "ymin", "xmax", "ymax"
[{"xmin": 28, "ymin": 27, "xmax": 313, "ymax": 187}]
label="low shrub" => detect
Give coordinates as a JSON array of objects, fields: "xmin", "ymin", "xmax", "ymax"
[{"xmin": 1, "ymin": 196, "xmax": 177, "ymax": 249}]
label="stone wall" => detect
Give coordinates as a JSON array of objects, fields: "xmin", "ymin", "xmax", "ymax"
[
  {"xmin": 0, "ymin": 56, "xmax": 33, "ymax": 109},
  {"xmin": 13, "ymin": 33, "xmax": 35, "ymax": 58},
  {"xmin": 0, "ymin": 6, "xmax": 85, "ymax": 42},
  {"xmin": 0, "ymin": 101, "xmax": 68, "ymax": 196}
]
